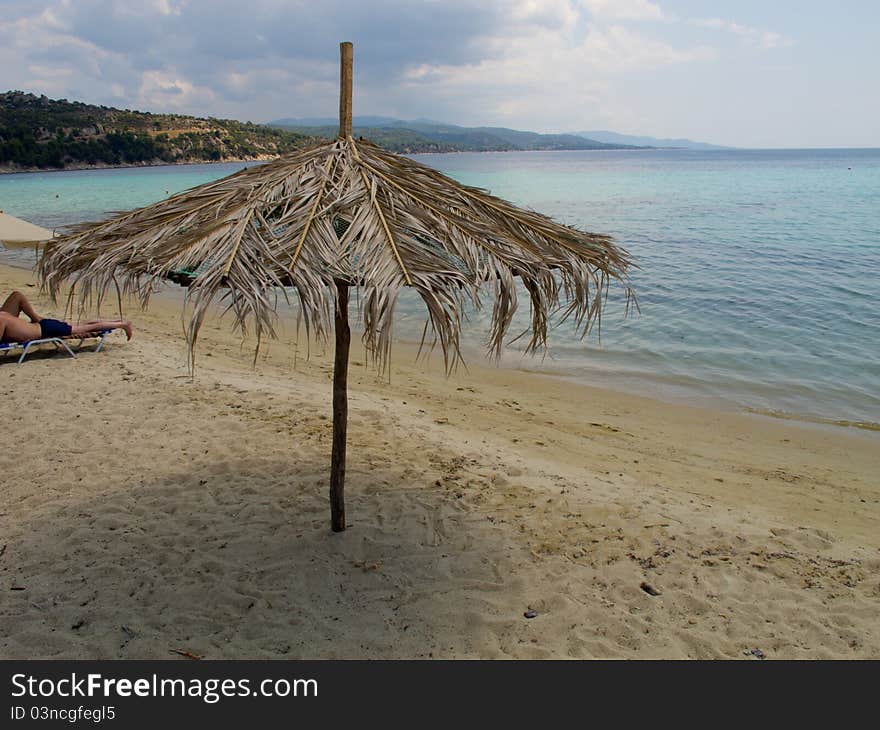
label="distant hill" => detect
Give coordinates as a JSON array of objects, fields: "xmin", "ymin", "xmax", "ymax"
[
  {"xmin": 271, "ymin": 117, "xmax": 642, "ymax": 153},
  {"xmin": 275, "ymin": 115, "xmax": 404, "ymax": 128},
  {"xmin": 0, "ymin": 91, "xmax": 318, "ymax": 171},
  {"xmin": 270, "ymin": 123, "xmax": 460, "ymax": 153},
  {"xmin": 574, "ymin": 130, "xmax": 730, "ymax": 150}
]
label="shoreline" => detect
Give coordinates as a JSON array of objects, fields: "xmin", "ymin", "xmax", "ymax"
[
  {"xmin": 4, "ymin": 146, "xmax": 879, "ymax": 177},
  {"xmin": 529, "ymin": 365, "xmax": 880, "ymax": 436},
  {"xmin": 0, "ymin": 146, "xmax": 763, "ymax": 177},
  {"xmin": 0, "ymin": 156, "xmax": 275, "ymax": 176},
  {"xmin": 1, "ymin": 253, "xmax": 875, "ymax": 435}
]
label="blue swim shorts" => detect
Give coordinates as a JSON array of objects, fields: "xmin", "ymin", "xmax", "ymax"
[{"xmin": 39, "ymin": 318, "xmax": 73, "ymax": 338}]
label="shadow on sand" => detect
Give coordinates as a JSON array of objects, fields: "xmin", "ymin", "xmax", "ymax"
[{"xmin": 1, "ymin": 455, "xmax": 530, "ymax": 659}]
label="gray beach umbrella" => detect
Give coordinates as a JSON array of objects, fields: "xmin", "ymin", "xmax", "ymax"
[
  {"xmin": 0, "ymin": 210, "xmax": 55, "ymax": 247},
  {"xmin": 39, "ymin": 43, "xmax": 635, "ymax": 532}
]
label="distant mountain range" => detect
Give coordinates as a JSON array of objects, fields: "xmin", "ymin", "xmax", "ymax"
[
  {"xmin": 271, "ymin": 117, "xmax": 641, "ymax": 153},
  {"xmin": 271, "ymin": 116, "xmax": 727, "ymax": 152},
  {"xmin": 574, "ymin": 130, "xmax": 730, "ymax": 151}
]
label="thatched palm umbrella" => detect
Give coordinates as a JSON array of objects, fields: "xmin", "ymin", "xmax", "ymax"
[{"xmin": 39, "ymin": 43, "xmax": 635, "ymax": 532}]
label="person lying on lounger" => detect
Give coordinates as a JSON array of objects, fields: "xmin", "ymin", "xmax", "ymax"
[{"xmin": 0, "ymin": 290, "xmax": 133, "ymax": 344}]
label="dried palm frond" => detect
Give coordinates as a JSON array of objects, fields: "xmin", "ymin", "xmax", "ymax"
[
  {"xmin": 39, "ymin": 136, "xmax": 634, "ymax": 371},
  {"xmin": 39, "ymin": 41, "xmax": 637, "ymax": 534}
]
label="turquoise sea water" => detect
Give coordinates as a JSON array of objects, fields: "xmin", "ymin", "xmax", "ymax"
[{"xmin": 2, "ymin": 150, "xmax": 879, "ymax": 426}]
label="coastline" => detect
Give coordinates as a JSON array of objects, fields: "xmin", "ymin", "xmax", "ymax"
[
  {"xmin": 2, "ymin": 261, "xmax": 878, "ymax": 659},
  {"xmin": 0, "ymin": 145, "xmax": 679, "ymax": 176},
  {"xmin": 0, "ymin": 155, "xmax": 277, "ymax": 176},
  {"xmin": 2, "ymin": 251, "xmax": 877, "ymax": 434},
  {"xmin": 3, "ymin": 145, "xmax": 879, "ymax": 177}
]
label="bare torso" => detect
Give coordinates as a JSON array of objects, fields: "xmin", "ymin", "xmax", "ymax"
[{"xmin": 0, "ymin": 312, "xmax": 42, "ymax": 343}]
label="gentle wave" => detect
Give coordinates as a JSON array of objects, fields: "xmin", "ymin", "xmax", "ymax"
[{"xmin": 744, "ymin": 408, "xmax": 880, "ymax": 433}]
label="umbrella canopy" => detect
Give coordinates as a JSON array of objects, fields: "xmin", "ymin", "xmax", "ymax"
[
  {"xmin": 39, "ymin": 43, "xmax": 635, "ymax": 532},
  {"xmin": 0, "ymin": 211, "xmax": 55, "ymax": 247}
]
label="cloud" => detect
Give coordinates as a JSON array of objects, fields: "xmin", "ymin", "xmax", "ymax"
[
  {"xmin": 0, "ymin": 0, "xmax": 717, "ymax": 131},
  {"xmin": 692, "ymin": 17, "xmax": 793, "ymax": 50},
  {"xmin": 399, "ymin": 21, "xmax": 712, "ymax": 131},
  {"xmin": 580, "ymin": 0, "xmax": 664, "ymax": 22}
]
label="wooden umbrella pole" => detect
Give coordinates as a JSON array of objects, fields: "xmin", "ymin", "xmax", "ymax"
[
  {"xmin": 330, "ymin": 281, "xmax": 350, "ymax": 532},
  {"xmin": 329, "ymin": 41, "xmax": 354, "ymax": 532},
  {"xmin": 339, "ymin": 41, "xmax": 353, "ymax": 138}
]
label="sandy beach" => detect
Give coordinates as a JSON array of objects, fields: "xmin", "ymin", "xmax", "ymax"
[{"xmin": 1, "ymin": 261, "xmax": 878, "ymax": 659}]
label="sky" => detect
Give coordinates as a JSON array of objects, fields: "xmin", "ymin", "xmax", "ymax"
[{"xmin": 0, "ymin": 0, "xmax": 877, "ymax": 148}]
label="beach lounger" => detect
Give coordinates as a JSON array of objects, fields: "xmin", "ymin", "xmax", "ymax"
[
  {"xmin": 0, "ymin": 329, "xmax": 114, "ymax": 365},
  {"xmin": 168, "ymin": 263, "xmax": 209, "ymax": 287}
]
